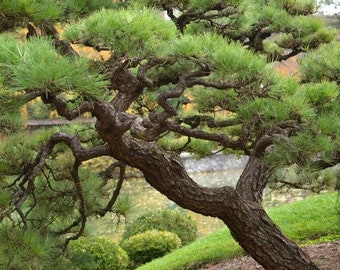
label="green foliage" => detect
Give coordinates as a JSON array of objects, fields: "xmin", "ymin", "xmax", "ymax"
[
  {"xmin": 238, "ymin": 0, "xmax": 335, "ymax": 49},
  {"xmin": 112, "ymin": 192, "xmax": 134, "ymax": 219},
  {"xmin": 269, "ymin": 193, "xmax": 340, "ymax": 242},
  {"xmin": 158, "ymin": 132, "xmax": 188, "ymax": 151},
  {"xmin": 261, "ymin": 80, "xmax": 339, "ymax": 190},
  {"xmin": 131, "ymin": 0, "xmax": 189, "ymax": 10},
  {"xmin": 281, "ymin": 0, "xmax": 316, "ymax": 15},
  {"xmin": 0, "ymin": 226, "xmax": 68, "ymax": 270},
  {"xmin": 300, "ymin": 41, "xmax": 340, "ymax": 82},
  {"xmin": 78, "ymin": 167, "xmax": 104, "ymax": 213},
  {"xmin": 238, "ymin": 95, "xmax": 315, "ymax": 128},
  {"xmin": 239, "ymin": 2, "xmax": 289, "ymax": 32},
  {"xmin": 0, "ymin": 82, "xmax": 26, "ymax": 133},
  {"xmin": 268, "ymin": 76, "xmax": 299, "ymax": 97},
  {"xmin": 0, "ymin": 127, "xmax": 108, "ymax": 231},
  {"xmin": 0, "ymin": 35, "xmax": 109, "ymax": 105},
  {"xmin": 4, "ymin": 37, "xmax": 109, "ymax": 99},
  {"xmin": 0, "ymin": 1, "xmax": 338, "ymax": 269},
  {"xmin": 190, "ymin": 0, "xmax": 238, "ymax": 10},
  {"xmin": 158, "ymin": 33, "xmax": 267, "ymax": 82},
  {"xmin": 193, "ymin": 86, "xmax": 238, "ymax": 113},
  {"xmin": 292, "ymin": 15, "xmax": 335, "ymax": 48},
  {"xmin": 211, "ymin": 41, "xmax": 266, "ymax": 82},
  {"xmin": 266, "ymin": 128, "xmax": 337, "ymax": 167},
  {"xmin": 302, "ymin": 81, "xmax": 339, "ymax": 114},
  {"xmin": 67, "ymin": 237, "xmax": 129, "ymax": 270},
  {"xmin": 187, "ymin": 138, "xmax": 216, "ymax": 157},
  {"xmin": 263, "ymin": 39, "xmax": 285, "ymax": 57},
  {"xmin": 317, "ymin": 111, "xmax": 340, "ymax": 138},
  {"xmin": 0, "ymin": 34, "xmax": 23, "ymax": 69},
  {"xmin": 60, "ymin": 0, "xmax": 116, "ymax": 19},
  {"xmin": 239, "ymin": 76, "xmax": 338, "ymax": 131},
  {"xmin": 121, "ymin": 230, "xmax": 181, "ymax": 266},
  {"xmin": 0, "ymin": 128, "xmax": 57, "ymax": 176},
  {"xmin": 0, "ymin": 0, "xmax": 62, "ymax": 24},
  {"xmin": 122, "ymin": 209, "xmax": 198, "ymax": 245},
  {"xmin": 0, "ymin": 0, "xmax": 119, "ymax": 29},
  {"xmin": 0, "ymin": 112, "xmax": 23, "ymax": 135},
  {"xmin": 63, "ymin": 8, "xmax": 177, "ymax": 57}
]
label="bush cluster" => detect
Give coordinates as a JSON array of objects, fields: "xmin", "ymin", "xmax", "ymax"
[
  {"xmin": 66, "ymin": 210, "xmax": 198, "ymax": 269},
  {"xmin": 67, "ymin": 236, "xmax": 129, "ymax": 270},
  {"xmin": 122, "ymin": 209, "xmax": 198, "ymax": 245},
  {"xmin": 121, "ymin": 230, "xmax": 181, "ymax": 266}
]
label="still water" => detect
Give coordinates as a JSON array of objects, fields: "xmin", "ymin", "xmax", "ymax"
[{"xmin": 88, "ymin": 155, "xmax": 310, "ymax": 241}]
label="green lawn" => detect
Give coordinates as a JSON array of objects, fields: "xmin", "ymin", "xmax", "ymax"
[{"xmin": 137, "ymin": 192, "xmax": 340, "ymax": 270}]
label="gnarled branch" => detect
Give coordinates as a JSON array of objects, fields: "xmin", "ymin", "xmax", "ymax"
[
  {"xmin": 41, "ymin": 93, "xmax": 94, "ymax": 121},
  {"xmin": 165, "ymin": 120, "xmax": 244, "ymax": 150}
]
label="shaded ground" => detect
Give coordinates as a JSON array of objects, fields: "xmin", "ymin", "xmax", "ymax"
[{"xmin": 203, "ymin": 241, "xmax": 340, "ymax": 270}]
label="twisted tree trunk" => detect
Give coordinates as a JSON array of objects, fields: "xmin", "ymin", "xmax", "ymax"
[
  {"xmin": 102, "ymin": 134, "xmax": 319, "ymax": 270},
  {"xmin": 93, "ymin": 73, "xmax": 319, "ymax": 269}
]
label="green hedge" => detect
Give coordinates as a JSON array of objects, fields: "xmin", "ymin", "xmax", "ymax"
[
  {"xmin": 122, "ymin": 209, "xmax": 197, "ymax": 245},
  {"xmin": 121, "ymin": 230, "xmax": 181, "ymax": 267},
  {"xmin": 67, "ymin": 236, "xmax": 129, "ymax": 270}
]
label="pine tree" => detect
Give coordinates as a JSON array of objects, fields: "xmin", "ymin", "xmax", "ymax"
[{"xmin": 0, "ymin": 0, "xmax": 339, "ymax": 269}]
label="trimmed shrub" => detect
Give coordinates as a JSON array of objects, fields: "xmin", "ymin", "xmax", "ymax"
[
  {"xmin": 122, "ymin": 209, "xmax": 198, "ymax": 245},
  {"xmin": 121, "ymin": 230, "xmax": 181, "ymax": 266},
  {"xmin": 67, "ymin": 236, "xmax": 129, "ymax": 270}
]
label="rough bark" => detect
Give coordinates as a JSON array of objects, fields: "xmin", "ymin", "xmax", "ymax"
[
  {"xmin": 236, "ymin": 135, "xmax": 273, "ymax": 203},
  {"xmin": 222, "ymin": 200, "xmax": 319, "ymax": 270},
  {"xmin": 100, "ymin": 132, "xmax": 319, "ymax": 270},
  {"xmin": 42, "ymin": 61, "xmax": 320, "ymax": 268}
]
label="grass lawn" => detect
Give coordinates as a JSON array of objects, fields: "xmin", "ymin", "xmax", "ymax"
[{"xmin": 137, "ymin": 192, "xmax": 340, "ymax": 270}]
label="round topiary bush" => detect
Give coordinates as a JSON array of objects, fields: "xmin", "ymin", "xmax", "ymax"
[
  {"xmin": 122, "ymin": 209, "xmax": 197, "ymax": 245},
  {"xmin": 121, "ymin": 230, "xmax": 181, "ymax": 266},
  {"xmin": 67, "ymin": 236, "xmax": 129, "ymax": 270}
]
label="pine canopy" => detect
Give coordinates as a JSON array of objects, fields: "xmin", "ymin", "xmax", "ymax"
[{"xmin": 0, "ymin": 0, "xmax": 339, "ymax": 268}]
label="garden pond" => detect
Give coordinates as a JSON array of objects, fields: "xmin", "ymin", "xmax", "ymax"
[{"xmin": 88, "ymin": 154, "xmax": 311, "ymax": 241}]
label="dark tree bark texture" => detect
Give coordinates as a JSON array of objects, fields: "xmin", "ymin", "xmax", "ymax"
[
  {"xmin": 96, "ymin": 129, "xmax": 319, "ymax": 270},
  {"xmin": 36, "ymin": 64, "xmax": 320, "ymax": 268},
  {"xmin": 75, "ymin": 60, "xmax": 321, "ymax": 269}
]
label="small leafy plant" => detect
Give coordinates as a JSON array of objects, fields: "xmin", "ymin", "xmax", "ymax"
[
  {"xmin": 67, "ymin": 236, "xmax": 129, "ymax": 270},
  {"xmin": 121, "ymin": 230, "xmax": 181, "ymax": 267},
  {"xmin": 122, "ymin": 209, "xmax": 198, "ymax": 245}
]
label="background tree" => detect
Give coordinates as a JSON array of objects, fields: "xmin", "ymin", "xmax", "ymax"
[{"xmin": 0, "ymin": 0, "xmax": 339, "ymax": 269}]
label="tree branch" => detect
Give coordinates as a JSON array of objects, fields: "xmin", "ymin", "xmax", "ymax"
[
  {"xmin": 235, "ymin": 135, "xmax": 273, "ymax": 203},
  {"xmin": 64, "ymin": 161, "xmax": 87, "ymax": 248},
  {"xmin": 175, "ymin": 115, "xmax": 240, "ymax": 129},
  {"xmin": 10, "ymin": 132, "xmax": 111, "ymax": 222},
  {"xmin": 165, "ymin": 120, "xmax": 244, "ymax": 150},
  {"xmin": 97, "ymin": 162, "xmax": 126, "ymax": 216},
  {"xmin": 156, "ymin": 68, "xmax": 211, "ymax": 118},
  {"xmin": 253, "ymin": 135, "xmax": 273, "ymax": 157},
  {"xmin": 310, "ymin": 154, "xmax": 340, "ymax": 171},
  {"xmin": 26, "ymin": 21, "xmax": 78, "ymax": 57},
  {"xmin": 109, "ymin": 69, "xmax": 144, "ymax": 112},
  {"xmin": 137, "ymin": 58, "xmax": 176, "ymax": 88},
  {"xmin": 41, "ymin": 93, "xmax": 94, "ymax": 121},
  {"xmin": 48, "ymin": 132, "xmax": 111, "ymax": 161},
  {"xmin": 163, "ymin": 2, "xmax": 238, "ymax": 33},
  {"xmin": 188, "ymin": 78, "xmax": 252, "ymax": 90}
]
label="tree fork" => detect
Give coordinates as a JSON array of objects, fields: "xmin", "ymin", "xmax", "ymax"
[{"xmin": 105, "ymin": 134, "xmax": 319, "ymax": 270}]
